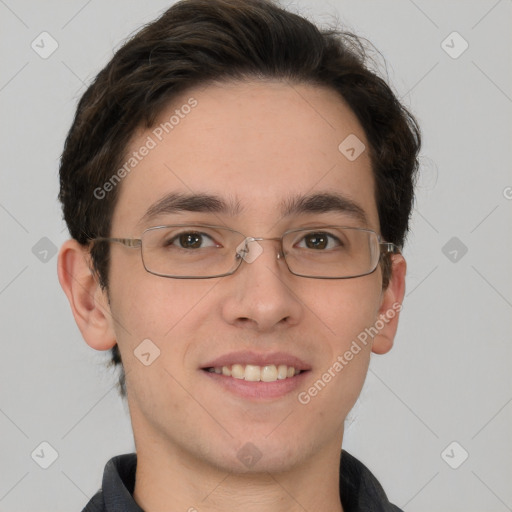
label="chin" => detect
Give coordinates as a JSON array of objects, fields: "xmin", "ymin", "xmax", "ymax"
[
  {"xmin": 220, "ymin": 449, "xmax": 304, "ymax": 476},
  {"xmin": 229, "ymin": 436, "xmax": 309, "ymax": 475}
]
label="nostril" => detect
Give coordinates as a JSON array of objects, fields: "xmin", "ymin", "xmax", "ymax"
[{"xmin": 234, "ymin": 317, "xmax": 257, "ymax": 328}]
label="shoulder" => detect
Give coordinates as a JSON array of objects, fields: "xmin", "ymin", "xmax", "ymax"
[
  {"xmin": 80, "ymin": 453, "xmax": 140, "ymax": 512},
  {"xmin": 81, "ymin": 489, "xmax": 105, "ymax": 512},
  {"xmin": 339, "ymin": 450, "xmax": 403, "ymax": 512}
]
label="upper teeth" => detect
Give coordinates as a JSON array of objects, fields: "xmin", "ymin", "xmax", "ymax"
[{"xmin": 207, "ymin": 364, "xmax": 301, "ymax": 382}]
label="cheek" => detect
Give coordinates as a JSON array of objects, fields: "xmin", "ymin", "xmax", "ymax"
[
  {"xmin": 306, "ymin": 274, "xmax": 382, "ymax": 346},
  {"xmin": 108, "ymin": 252, "xmax": 214, "ymax": 337},
  {"xmin": 300, "ymin": 276, "xmax": 381, "ymax": 398},
  {"xmin": 108, "ymin": 278, "xmax": 207, "ymax": 417},
  {"xmin": 107, "ymin": 269, "xmax": 219, "ymax": 393},
  {"xmin": 299, "ymin": 281, "xmax": 381, "ymax": 413}
]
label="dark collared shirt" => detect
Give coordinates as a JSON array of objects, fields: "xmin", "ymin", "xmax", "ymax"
[{"xmin": 82, "ymin": 450, "xmax": 403, "ymax": 512}]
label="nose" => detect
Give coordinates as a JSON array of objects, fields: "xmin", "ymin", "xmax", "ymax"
[{"xmin": 221, "ymin": 238, "xmax": 303, "ymax": 331}]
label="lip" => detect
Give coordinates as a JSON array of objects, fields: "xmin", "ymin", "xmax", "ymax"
[
  {"xmin": 200, "ymin": 351, "xmax": 312, "ymax": 401},
  {"xmin": 201, "ymin": 351, "xmax": 311, "ymax": 371},
  {"xmin": 202, "ymin": 368, "xmax": 311, "ymax": 400}
]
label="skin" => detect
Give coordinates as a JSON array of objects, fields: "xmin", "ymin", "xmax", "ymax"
[{"xmin": 58, "ymin": 79, "xmax": 406, "ymax": 512}]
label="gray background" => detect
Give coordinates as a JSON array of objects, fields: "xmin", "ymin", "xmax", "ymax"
[{"xmin": 1, "ymin": 0, "xmax": 511, "ymax": 511}]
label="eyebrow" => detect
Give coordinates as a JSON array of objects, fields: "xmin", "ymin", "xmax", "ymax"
[
  {"xmin": 139, "ymin": 192, "xmax": 243, "ymax": 226},
  {"xmin": 138, "ymin": 191, "xmax": 369, "ymax": 226},
  {"xmin": 281, "ymin": 191, "xmax": 369, "ymax": 226}
]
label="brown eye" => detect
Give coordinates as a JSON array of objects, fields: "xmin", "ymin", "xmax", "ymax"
[
  {"xmin": 305, "ymin": 233, "xmax": 328, "ymax": 249},
  {"xmin": 178, "ymin": 232, "xmax": 203, "ymax": 249}
]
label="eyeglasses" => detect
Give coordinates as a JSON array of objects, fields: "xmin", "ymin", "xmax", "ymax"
[{"xmin": 90, "ymin": 224, "xmax": 400, "ymax": 279}]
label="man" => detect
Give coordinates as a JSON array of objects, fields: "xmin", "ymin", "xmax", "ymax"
[{"xmin": 57, "ymin": 0, "xmax": 420, "ymax": 510}]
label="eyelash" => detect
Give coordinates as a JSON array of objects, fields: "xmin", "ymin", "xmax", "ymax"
[{"xmin": 165, "ymin": 230, "xmax": 343, "ymax": 250}]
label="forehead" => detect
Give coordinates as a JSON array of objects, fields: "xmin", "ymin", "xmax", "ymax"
[{"xmin": 111, "ymin": 79, "xmax": 378, "ymax": 233}]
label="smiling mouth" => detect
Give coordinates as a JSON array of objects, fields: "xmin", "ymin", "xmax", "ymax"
[{"xmin": 203, "ymin": 364, "xmax": 305, "ymax": 382}]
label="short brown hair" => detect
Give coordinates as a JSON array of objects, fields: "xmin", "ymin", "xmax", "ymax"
[{"xmin": 59, "ymin": 0, "xmax": 421, "ymax": 397}]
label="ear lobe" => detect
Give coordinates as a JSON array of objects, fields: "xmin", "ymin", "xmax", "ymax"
[
  {"xmin": 371, "ymin": 254, "xmax": 407, "ymax": 355},
  {"xmin": 57, "ymin": 239, "xmax": 117, "ymax": 351}
]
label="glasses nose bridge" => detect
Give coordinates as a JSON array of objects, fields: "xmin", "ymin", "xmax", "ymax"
[
  {"xmin": 239, "ymin": 235, "xmax": 285, "ymax": 260},
  {"xmin": 250, "ymin": 236, "xmax": 282, "ymax": 243}
]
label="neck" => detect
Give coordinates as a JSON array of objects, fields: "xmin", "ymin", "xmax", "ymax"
[{"xmin": 132, "ymin": 437, "xmax": 344, "ymax": 512}]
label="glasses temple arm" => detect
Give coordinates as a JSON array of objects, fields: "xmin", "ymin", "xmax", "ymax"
[
  {"xmin": 380, "ymin": 242, "xmax": 401, "ymax": 254},
  {"xmin": 90, "ymin": 237, "xmax": 142, "ymax": 248}
]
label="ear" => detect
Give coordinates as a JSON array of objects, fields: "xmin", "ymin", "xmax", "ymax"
[
  {"xmin": 371, "ymin": 253, "xmax": 407, "ymax": 355},
  {"xmin": 57, "ymin": 239, "xmax": 117, "ymax": 351}
]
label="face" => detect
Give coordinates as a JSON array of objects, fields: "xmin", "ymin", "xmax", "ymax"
[{"xmin": 103, "ymin": 80, "xmax": 396, "ymax": 474}]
